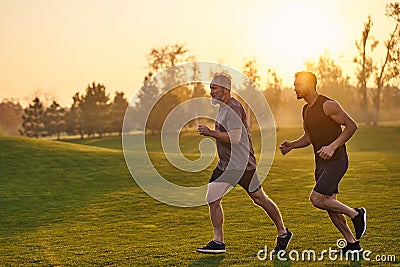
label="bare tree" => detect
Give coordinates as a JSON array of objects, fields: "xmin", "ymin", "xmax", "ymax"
[
  {"xmin": 373, "ymin": 2, "xmax": 400, "ymax": 125},
  {"xmin": 354, "ymin": 15, "xmax": 379, "ymax": 125},
  {"xmin": 147, "ymin": 43, "xmax": 190, "ymax": 73}
]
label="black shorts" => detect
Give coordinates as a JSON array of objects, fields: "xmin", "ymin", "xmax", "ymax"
[
  {"xmin": 209, "ymin": 168, "xmax": 261, "ymax": 193},
  {"xmin": 314, "ymin": 156, "xmax": 348, "ymax": 196}
]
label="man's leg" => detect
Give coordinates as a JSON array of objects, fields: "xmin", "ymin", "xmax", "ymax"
[
  {"xmin": 326, "ymin": 194, "xmax": 356, "ymax": 243},
  {"xmin": 248, "ymin": 188, "xmax": 287, "ymax": 236},
  {"xmin": 309, "ymin": 190, "xmax": 358, "ymax": 218},
  {"xmin": 206, "ymin": 182, "xmax": 231, "ymax": 242},
  {"xmin": 310, "ymin": 190, "xmax": 367, "ymax": 242},
  {"xmin": 197, "ymin": 182, "xmax": 230, "ymax": 254},
  {"xmin": 312, "ymin": 157, "xmax": 366, "ymax": 240},
  {"xmin": 248, "ymin": 187, "xmax": 293, "ymax": 252}
]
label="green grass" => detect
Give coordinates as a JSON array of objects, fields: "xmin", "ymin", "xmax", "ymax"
[{"xmin": 0, "ymin": 126, "xmax": 399, "ymax": 266}]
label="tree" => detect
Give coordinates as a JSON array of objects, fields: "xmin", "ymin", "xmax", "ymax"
[
  {"xmin": 147, "ymin": 90, "xmax": 179, "ymax": 134},
  {"xmin": 134, "ymin": 72, "xmax": 161, "ymax": 134},
  {"xmin": 305, "ymin": 52, "xmax": 353, "ymax": 110},
  {"xmin": 21, "ymin": 97, "xmax": 45, "ymax": 138},
  {"xmin": 135, "ymin": 44, "xmax": 193, "ymax": 134},
  {"xmin": 305, "ymin": 51, "xmax": 350, "ymax": 89},
  {"xmin": 147, "ymin": 43, "xmax": 190, "ymax": 73},
  {"xmin": 147, "ymin": 44, "xmax": 193, "ymax": 101},
  {"xmin": 241, "ymin": 58, "xmax": 262, "ymax": 128},
  {"xmin": 64, "ymin": 92, "xmax": 84, "ymax": 139},
  {"xmin": 264, "ymin": 68, "xmax": 283, "ymax": 127},
  {"xmin": 372, "ymin": 2, "xmax": 400, "ymax": 125},
  {"xmin": 354, "ymin": 15, "xmax": 379, "ymax": 125},
  {"xmin": 109, "ymin": 91, "xmax": 129, "ymax": 135},
  {"xmin": 80, "ymin": 82, "xmax": 110, "ymax": 138},
  {"xmin": 188, "ymin": 62, "xmax": 208, "ymax": 129},
  {"xmin": 0, "ymin": 99, "xmax": 23, "ymax": 136},
  {"xmin": 44, "ymin": 101, "xmax": 65, "ymax": 140}
]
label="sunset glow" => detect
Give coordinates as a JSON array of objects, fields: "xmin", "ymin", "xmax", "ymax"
[
  {"xmin": 258, "ymin": 1, "xmax": 340, "ymax": 67},
  {"xmin": 0, "ymin": 0, "xmax": 395, "ymax": 106}
]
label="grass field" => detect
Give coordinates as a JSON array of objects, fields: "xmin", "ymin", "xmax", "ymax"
[{"xmin": 0, "ymin": 126, "xmax": 399, "ymax": 266}]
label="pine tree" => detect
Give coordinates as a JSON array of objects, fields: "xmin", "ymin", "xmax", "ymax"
[
  {"xmin": 22, "ymin": 97, "xmax": 45, "ymax": 138},
  {"xmin": 80, "ymin": 82, "xmax": 110, "ymax": 138},
  {"xmin": 110, "ymin": 92, "xmax": 129, "ymax": 135},
  {"xmin": 65, "ymin": 92, "xmax": 85, "ymax": 139},
  {"xmin": 44, "ymin": 101, "xmax": 65, "ymax": 140},
  {"xmin": 134, "ymin": 73, "xmax": 161, "ymax": 134}
]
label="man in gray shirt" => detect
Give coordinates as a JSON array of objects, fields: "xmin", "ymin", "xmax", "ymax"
[{"xmin": 196, "ymin": 72, "xmax": 292, "ymax": 254}]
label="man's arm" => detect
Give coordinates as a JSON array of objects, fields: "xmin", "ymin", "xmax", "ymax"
[
  {"xmin": 317, "ymin": 100, "xmax": 358, "ymax": 159},
  {"xmin": 279, "ymin": 122, "xmax": 312, "ymax": 155},
  {"xmin": 198, "ymin": 125, "xmax": 242, "ymax": 145}
]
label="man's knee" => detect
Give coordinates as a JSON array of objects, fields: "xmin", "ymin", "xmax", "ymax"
[
  {"xmin": 249, "ymin": 188, "xmax": 266, "ymax": 206},
  {"xmin": 207, "ymin": 197, "xmax": 222, "ymax": 207},
  {"xmin": 309, "ymin": 191, "xmax": 326, "ymax": 210},
  {"xmin": 206, "ymin": 182, "xmax": 230, "ymax": 204}
]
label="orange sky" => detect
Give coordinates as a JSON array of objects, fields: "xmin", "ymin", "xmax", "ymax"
[{"xmin": 0, "ymin": 0, "xmax": 395, "ymax": 106}]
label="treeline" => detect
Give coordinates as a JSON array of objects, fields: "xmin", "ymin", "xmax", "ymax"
[
  {"xmin": 18, "ymin": 83, "xmax": 129, "ymax": 140},
  {"xmin": 1, "ymin": 2, "xmax": 399, "ymax": 138}
]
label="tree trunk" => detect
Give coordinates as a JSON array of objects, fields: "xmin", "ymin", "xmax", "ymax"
[
  {"xmin": 372, "ymin": 84, "xmax": 382, "ymax": 126},
  {"xmin": 373, "ymin": 32, "xmax": 391, "ymax": 126},
  {"xmin": 361, "ymin": 86, "xmax": 370, "ymax": 125}
]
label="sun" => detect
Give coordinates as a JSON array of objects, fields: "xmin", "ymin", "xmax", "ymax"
[{"xmin": 253, "ymin": 1, "xmax": 341, "ymax": 76}]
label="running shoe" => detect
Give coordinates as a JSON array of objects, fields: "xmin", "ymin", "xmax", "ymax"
[
  {"xmin": 196, "ymin": 240, "xmax": 226, "ymax": 254},
  {"xmin": 273, "ymin": 228, "xmax": 293, "ymax": 253},
  {"xmin": 341, "ymin": 241, "xmax": 363, "ymax": 256},
  {"xmin": 352, "ymin": 208, "xmax": 367, "ymax": 239}
]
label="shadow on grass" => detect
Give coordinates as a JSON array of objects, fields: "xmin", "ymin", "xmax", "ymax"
[
  {"xmin": 0, "ymin": 137, "xmax": 132, "ymax": 238},
  {"xmin": 188, "ymin": 255, "xmax": 225, "ymax": 267}
]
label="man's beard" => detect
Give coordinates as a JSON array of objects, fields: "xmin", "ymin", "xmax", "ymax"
[{"xmin": 211, "ymin": 95, "xmax": 224, "ymax": 105}]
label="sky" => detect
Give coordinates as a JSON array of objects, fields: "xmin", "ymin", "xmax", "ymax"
[{"xmin": 0, "ymin": 0, "xmax": 396, "ymax": 106}]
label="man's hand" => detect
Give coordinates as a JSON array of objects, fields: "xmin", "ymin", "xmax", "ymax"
[
  {"xmin": 317, "ymin": 145, "xmax": 335, "ymax": 160},
  {"xmin": 198, "ymin": 125, "xmax": 213, "ymax": 137},
  {"xmin": 279, "ymin": 140, "xmax": 293, "ymax": 155}
]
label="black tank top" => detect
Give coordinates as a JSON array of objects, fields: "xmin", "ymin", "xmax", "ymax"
[{"xmin": 302, "ymin": 95, "xmax": 347, "ymax": 160}]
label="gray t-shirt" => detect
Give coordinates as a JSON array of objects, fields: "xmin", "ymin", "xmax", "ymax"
[{"xmin": 215, "ymin": 97, "xmax": 257, "ymax": 171}]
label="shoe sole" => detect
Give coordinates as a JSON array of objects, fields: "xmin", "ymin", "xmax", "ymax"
[
  {"xmin": 358, "ymin": 208, "xmax": 367, "ymax": 239},
  {"xmin": 356, "ymin": 208, "xmax": 367, "ymax": 239},
  {"xmin": 196, "ymin": 248, "xmax": 226, "ymax": 254},
  {"xmin": 285, "ymin": 232, "xmax": 293, "ymax": 250}
]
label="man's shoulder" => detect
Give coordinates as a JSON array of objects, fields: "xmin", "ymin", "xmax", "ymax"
[
  {"xmin": 319, "ymin": 94, "xmax": 332, "ymax": 103},
  {"xmin": 227, "ymin": 97, "xmax": 244, "ymax": 111}
]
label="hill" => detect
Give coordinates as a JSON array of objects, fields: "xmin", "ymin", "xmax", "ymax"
[{"xmin": 0, "ymin": 126, "xmax": 399, "ymax": 266}]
